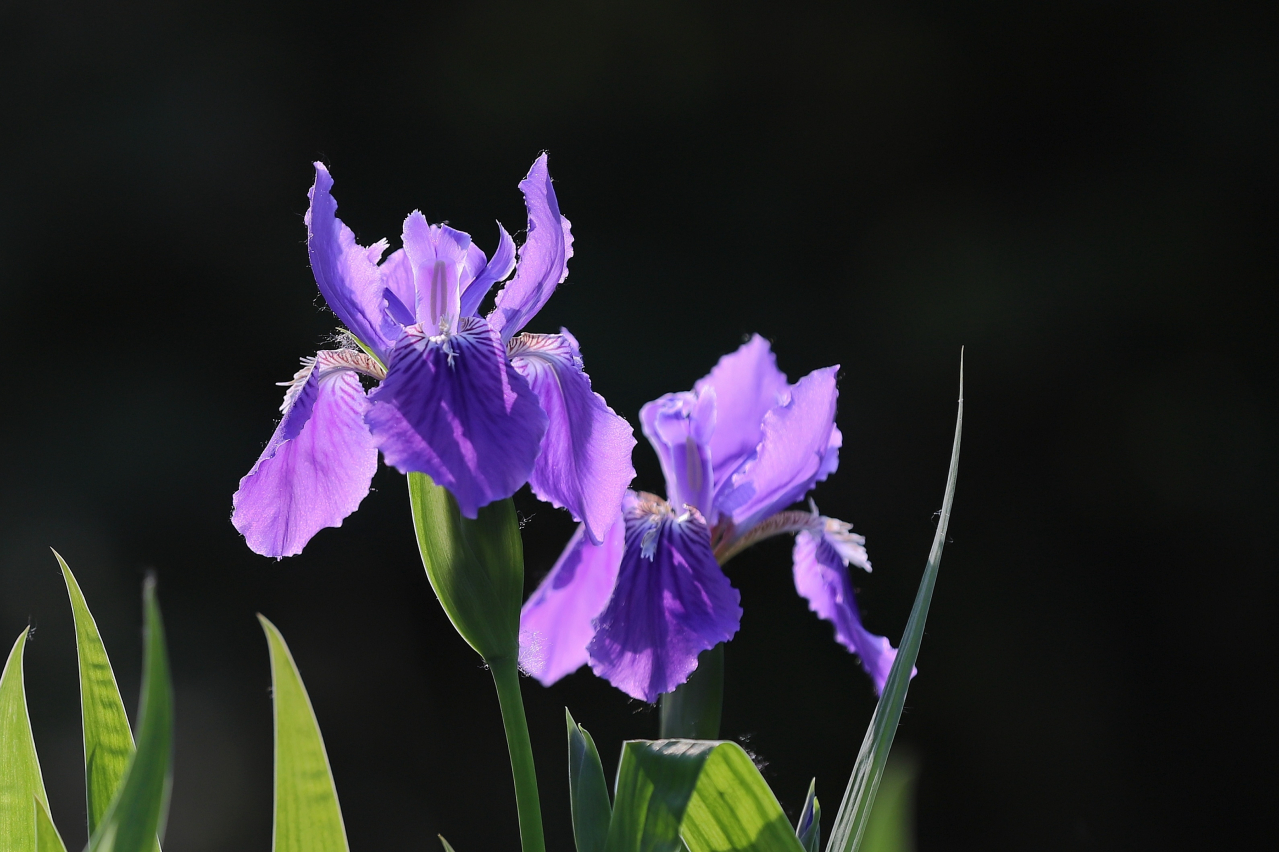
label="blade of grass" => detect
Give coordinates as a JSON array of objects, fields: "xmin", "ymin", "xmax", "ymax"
[
  {"xmin": 56, "ymin": 551, "xmax": 140, "ymax": 839},
  {"xmin": 566, "ymin": 709, "xmax": 612, "ymax": 852},
  {"xmin": 258, "ymin": 615, "xmax": 350, "ymax": 852},
  {"xmin": 0, "ymin": 628, "xmax": 50, "ymax": 851},
  {"xmin": 88, "ymin": 576, "xmax": 174, "ymax": 852},
  {"xmin": 36, "ymin": 797, "xmax": 70, "ymax": 852},
  {"xmin": 826, "ymin": 355, "xmax": 962, "ymax": 852}
]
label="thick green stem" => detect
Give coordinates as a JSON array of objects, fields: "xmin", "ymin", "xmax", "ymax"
[
  {"xmin": 488, "ymin": 655, "xmax": 546, "ymax": 852},
  {"xmin": 659, "ymin": 643, "xmax": 724, "ymax": 739}
]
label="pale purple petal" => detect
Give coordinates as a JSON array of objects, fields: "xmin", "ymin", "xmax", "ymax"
[
  {"xmin": 519, "ymin": 516, "xmax": 625, "ymax": 685},
  {"xmin": 639, "ymin": 389, "xmax": 716, "ymax": 519},
  {"xmin": 715, "ymin": 366, "xmax": 840, "ymax": 531},
  {"xmin": 402, "ymin": 213, "xmax": 472, "ymax": 334},
  {"xmin": 306, "ymin": 164, "xmax": 395, "ymax": 357},
  {"xmin": 509, "ymin": 331, "xmax": 636, "ymax": 544},
  {"xmin": 365, "ymin": 316, "xmax": 547, "ymax": 517},
  {"xmin": 488, "ymin": 154, "xmax": 574, "ymax": 342},
  {"xmin": 232, "ymin": 352, "xmax": 378, "ymax": 558},
  {"xmin": 587, "ymin": 493, "xmax": 741, "ymax": 702},
  {"xmin": 379, "ymin": 248, "xmax": 416, "ymax": 331},
  {"xmin": 793, "ymin": 526, "xmax": 908, "ymax": 694},
  {"xmin": 693, "ymin": 334, "xmax": 790, "ymax": 492},
  {"xmin": 460, "ymin": 223, "xmax": 516, "ymax": 318}
]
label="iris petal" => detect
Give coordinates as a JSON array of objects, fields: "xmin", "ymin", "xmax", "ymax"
[
  {"xmin": 488, "ymin": 154, "xmax": 574, "ymax": 342},
  {"xmin": 519, "ymin": 516, "xmax": 626, "ymax": 686},
  {"xmin": 232, "ymin": 351, "xmax": 378, "ymax": 558},
  {"xmin": 587, "ymin": 493, "xmax": 741, "ymax": 702},
  {"xmin": 306, "ymin": 164, "xmax": 395, "ymax": 358},
  {"xmin": 402, "ymin": 213, "xmax": 472, "ymax": 334},
  {"xmin": 792, "ymin": 527, "xmax": 908, "ymax": 694},
  {"xmin": 365, "ymin": 316, "xmax": 547, "ymax": 518},
  {"xmin": 460, "ymin": 223, "xmax": 516, "ymax": 317},
  {"xmin": 509, "ymin": 330, "xmax": 636, "ymax": 544},
  {"xmin": 693, "ymin": 334, "xmax": 790, "ymax": 492},
  {"xmin": 639, "ymin": 389, "xmax": 716, "ymax": 519}
]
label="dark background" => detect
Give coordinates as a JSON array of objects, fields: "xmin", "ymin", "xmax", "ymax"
[{"xmin": 2, "ymin": 1, "xmax": 1274, "ymax": 849}]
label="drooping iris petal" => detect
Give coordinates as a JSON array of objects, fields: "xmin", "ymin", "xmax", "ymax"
[
  {"xmin": 460, "ymin": 223, "xmax": 516, "ymax": 318},
  {"xmin": 306, "ymin": 164, "xmax": 395, "ymax": 357},
  {"xmin": 639, "ymin": 389, "xmax": 716, "ymax": 519},
  {"xmin": 793, "ymin": 526, "xmax": 907, "ymax": 694},
  {"xmin": 715, "ymin": 366, "xmax": 840, "ymax": 531},
  {"xmin": 402, "ymin": 213, "xmax": 473, "ymax": 334},
  {"xmin": 488, "ymin": 154, "xmax": 574, "ymax": 342},
  {"xmin": 519, "ymin": 516, "xmax": 626, "ymax": 685},
  {"xmin": 587, "ymin": 493, "xmax": 742, "ymax": 702},
  {"xmin": 365, "ymin": 316, "xmax": 547, "ymax": 518},
  {"xmin": 509, "ymin": 330, "xmax": 637, "ymax": 544},
  {"xmin": 232, "ymin": 351, "xmax": 379, "ymax": 558},
  {"xmin": 693, "ymin": 334, "xmax": 790, "ymax": 491}
]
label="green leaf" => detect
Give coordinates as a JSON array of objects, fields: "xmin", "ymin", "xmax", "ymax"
[
  {"xmin": 88, "ymin": 576, "xmax": 174, "ymax": 852},
  {"xmin": 858, "ymin": 756, "xmax": 915, "ymax": 852},
  {"xmin": 826, "ymin": 356, "xmax": 963, "ymax": 852},
  {"xmin": 680, "ymin": 743, "xmax": 804, "ymax": 852},
  {"xmin": 36, "ymin": 797, "xmax": 70, "ymax": 852},
  {"xmin": 56, "ymin": 550, "xmax": 139, "ymax": 838},
  {"xmin": 407, "ymin": 473, "xmax": 524, "ymax": 661},
  {"xmin": 605, "ymin": 740, "xmax": 715, "ymax": 852},
  {"xmin": 0, "ymin": 627, "xmax": 49, "ymax": 851},
  {"xmin": 258, "ymin": 615, "xmax": 350, "ymax": 852},
  {"xmin": 796, "ymin": 780, "xmax": 820, "ymax": 852},
  {"xmin": 438, "ymin": 836, "xmax": 458, "ymax": 852},
  {"xmin": 566, "ymin": 709, "xmax": 612, "ymax": 852}
]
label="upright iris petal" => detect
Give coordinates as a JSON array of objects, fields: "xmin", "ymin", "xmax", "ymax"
[
  {"xmin": 519, "ymin": 515, "xmax": 626, "ymax": 685},
  {"xmin": 508, "ymin": 331, "xmax": 637, "ymax": 544},
  {"xmin": 639, "ymin": 390, "xmax": 717, "ymax": 518},
  {"xmin": 586, "ymin": 492, "xmax": 742, "ymax": 702},
  {"xmin": 232, "ymin": 350, "xmax": 382, "ymax": 558},
  {"xmin": 693, "ymin": 334, "xmax": 789, "ymax": 491},
  {"xmin": 365, "ymin": 317, "xmax": 548, "ymax": 518}
]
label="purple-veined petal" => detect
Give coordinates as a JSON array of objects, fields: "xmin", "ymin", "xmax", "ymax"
[
  {"xmin": 509, "ymin": 330, "xmax": 636, "ymax": 544},
  {"xmin": 715, "ymin": 365, "xmax": 840, "ymax": 531},
  {"xmin": 365, "ymin": 316, "xmax": 547, "ymax": 517},
  {"xmin": 488, "ymin": 154, "xmax": 574, "ymax": 342},
  {"xmin": 402, "ymin": 212, "xmax": 473, "ymax": 335},
  {"xmin": 587, "ymin": 492, "xmax": 741, "ymax": 702},
  {"xmin": 460, "ymin": 223, "xmax": 516, "ymax": 317},
  {"xmin": 232, "ymin": 350, "xmax": 382, "ymax": 558},
  {"xmin": 693, "ymin": 334, "xmax": 790, "ymax": 493},
  {"xmin": 306, "ymin": 164, "xmax": 395, "ymax": 358},
  {"xmin": 639, "ymin": 389, "xmax": 716, "ymax": 520},
  {"xmin": 519, "ymin": 516, "xmax": 626, "ymax": 685},
  {"xmin": 793, "ymin": 524, "xmax": 908, "ymax": 694}
]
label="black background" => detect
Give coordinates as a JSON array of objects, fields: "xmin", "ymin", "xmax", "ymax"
[{"xmin": 2, "ymin": 2, "xmax": 1274, "ymax": 850}]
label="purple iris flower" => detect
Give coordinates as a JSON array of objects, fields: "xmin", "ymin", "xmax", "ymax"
[
  {"xmin": 232, "ymin": 155, "xmax": 636, "ymax": 558},
  {"xmin": 519, "ymin": 335, "xmax": 905, "ymax": 702}
]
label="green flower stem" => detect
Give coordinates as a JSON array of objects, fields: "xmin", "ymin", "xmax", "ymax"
[
  {"xmin": 659, "ymin": 642, "xmax": 724, "ymax": 739},
  {"xmin": 488, "ymin": 654, "xmax": 546, "ymax": 852}
]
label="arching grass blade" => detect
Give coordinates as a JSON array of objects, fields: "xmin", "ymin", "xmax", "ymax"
[
  {"xmin": 0, "ymin": 627, "xmax": 50, "ymax": 851},
  {"xmin": 258, "ymin": 615, "xmax": 350, "ymax": 852},
  {"xmin": 826, "ymin": 357, "xmax": 962, "ymax": 852}
]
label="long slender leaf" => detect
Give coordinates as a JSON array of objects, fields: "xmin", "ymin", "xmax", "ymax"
[
  {"xmin": 680, "ymin": 742, "xmax": 804, "ymax": 852},
  {"xmin": 88, "ymin": 576, "xmax": 174, "ymax": 852},
  {"xmin": 0, "ymin": 628, "xmax": 49, "ymax": 851},
  {"xmin": 604, "ymin": 740, "xmax": 715, "ymax": 852},
  {"xmin": 826, "ymin": 356, "xmax": 963, "ymax": 852},
  {"xmin": 567, "ymin": 709, "xmax": 612, "ymax": 852},
  {"xmin": 259, "ymin": 615, "xmax": 350, "ymax": 852},
  {"xmin": 438, "ymin": 836, "xmax": 458, "ymax": 852},
  {"xmin": 56, "ymin": 551, "xmax": 139, "ymax": 838},
  {"xmin": 796, "ymin": 780, "xmax": 820, "ymax": 852},
  {"xmin": 36, "ymin": 797, "xmax": 70, "ymax": 852}
]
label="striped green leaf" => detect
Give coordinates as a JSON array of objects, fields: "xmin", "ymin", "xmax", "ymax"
[
  {"xmin": 259, "ymin": 615, "xmax": 350, "ymax": 852},
  {"xmin": 88, "ymin": 576, "xmax": 174, "ymax": 852},
  {"xmin": 826, "ymin": 358, "xmax": 962, "ymax": 852},
  {"xmin": 0, "ymin": 627, "xmax": 50, "ymax": 851},
  {"xmin": 56, "ymin": 551, "xmax": 141, "ymax": 840},
  {"xmin": 36, "ymin": 797, "xmax": 70, "ymax": 852},
  {"xmin": 679, "ymin": 742, "xmax": 804, "ymax": 852}
]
